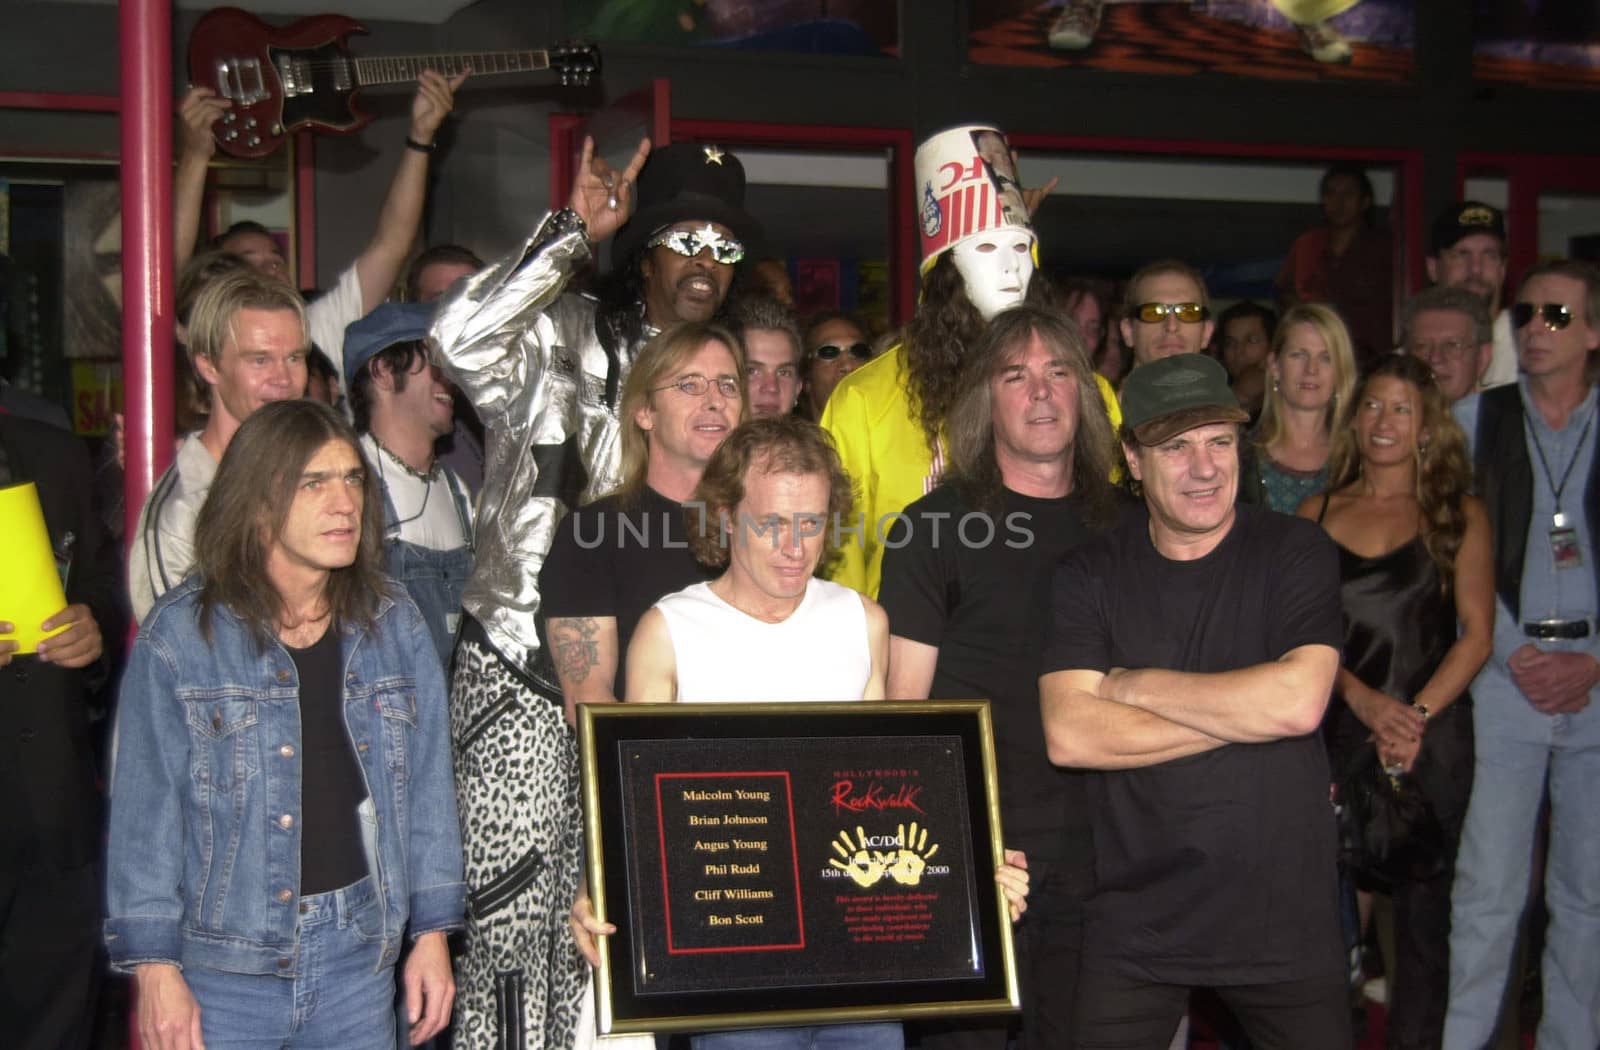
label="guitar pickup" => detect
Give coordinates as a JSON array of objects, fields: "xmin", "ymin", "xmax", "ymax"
[
  {"xmin": 214, "ymin": 57, "xmax": 269, "ymax": 105},
  {"xmin": 277, "ymin": 54, "xmax": 318, "ymax": 98}
]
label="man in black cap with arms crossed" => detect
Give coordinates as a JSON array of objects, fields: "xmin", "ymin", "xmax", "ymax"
[{"xmin": 1040, "ymin": 353, "xmax": 1349, "ymax": 1049}]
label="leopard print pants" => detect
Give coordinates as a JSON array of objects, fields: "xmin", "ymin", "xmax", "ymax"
[{"xmin": 448, "ymin": 638, "xmax": 586, "ymax": 1050}]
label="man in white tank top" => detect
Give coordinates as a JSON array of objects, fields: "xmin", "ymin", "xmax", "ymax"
[
  {"xmin": 626, "ymin": 415, "xmax": 888, "ymax": 705},
  {"xmin": 573, "ymin": 417, "xmax": 1029, "ymax": 1050}
]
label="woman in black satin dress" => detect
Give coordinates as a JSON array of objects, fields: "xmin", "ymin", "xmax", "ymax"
[{"xmin": 1296, "ymin": 354, "xmax": 1494, "ymax": 1050}]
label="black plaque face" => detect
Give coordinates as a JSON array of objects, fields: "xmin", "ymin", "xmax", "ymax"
[{"xmin": 580, "ymin": 702, "xmax": 1017, "ymax": 1034}]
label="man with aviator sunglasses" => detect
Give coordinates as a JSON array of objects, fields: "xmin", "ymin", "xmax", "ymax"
[
  {"xmin": 1445, "ymin": 259, "xmax": 1600, "ymax": 1050},
  {"xmin": 1119, "ymin": 258, "xmax": 1215, "ymax": 368},
  {"xmin": 428, "ymin": 137, "xmax": 762, "ymax": 1049}
]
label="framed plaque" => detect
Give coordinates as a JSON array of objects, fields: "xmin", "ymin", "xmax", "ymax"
[{"xmin": 579, "ymin": 700, "xmax": 1018, "ymax": 1035}]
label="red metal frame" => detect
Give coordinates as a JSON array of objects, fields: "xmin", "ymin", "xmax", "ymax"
[
  {"xmin": 0, "ymin": 91, "xmax": 118, "ymax": 112},
  {"xmin": 1457, "ymin": 152, "xmax": 1600, "ymax": 287},
  {"xmin": 549, "ymin": 79, "xmax": 673, "ymax": 211},
  {"xmin": 670, "ymin": 118, "xmax": 917, "ymax": 325},
  {"xmin": 548, "ymin": 111, "xmax": 583, "ymax": 211},
  {"xmin": 1009, "ymin": 132, "xmax": 1428, "ymax": 297},
  {"xmin": 295, "ymin": 131, "xmax": 318, "ymax": 287}
]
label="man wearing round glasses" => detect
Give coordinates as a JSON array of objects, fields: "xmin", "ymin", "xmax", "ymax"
[
  {"xmin": 1119, "ymin": 258, "xmax": 1215, "ymax": 368},
  {"xmin": 1400, "ymin": 285, "xmax": 1494, "ymax": 404},
  {"xmin": 1445, "ymin": 259, "xmax": 1600, "ymax": 1050},
  {"xmin": 801, "ymin": 311, "xmax": 874, "ymax": 419},
  {"xmin": 429, "ymin": 138, "xmax": 762, "ymax": 1049}
]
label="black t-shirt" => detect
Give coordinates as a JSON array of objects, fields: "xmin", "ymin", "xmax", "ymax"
[
  {"xmin": 540, "ymin": 486, "xmax": 715, "ymax": 699},
  {"xmin": 879, "ymin": 484, "xmax": 1098, "ymax": 874},
  {"xmin": 1041, "ymin": 504, "xmax": 1345, "ymax": 985},
  {"xmin": 288, "ymin": 625, "xmax": 370, "ymax": 895}
]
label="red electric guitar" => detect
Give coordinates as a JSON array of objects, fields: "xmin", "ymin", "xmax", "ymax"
[{"xmin": 188, "ymin": 7, "xmax": 600, "ymax": 159}]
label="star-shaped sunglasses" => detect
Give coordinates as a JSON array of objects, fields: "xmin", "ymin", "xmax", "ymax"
[{"xmin": 645, "ymin": 225, "xmax": 746, "ymax": 266}]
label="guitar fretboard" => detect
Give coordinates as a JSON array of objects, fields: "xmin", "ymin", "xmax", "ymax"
[{"xmin": 354, "ymin": 51, "xmax": 551, "ymax": 85}]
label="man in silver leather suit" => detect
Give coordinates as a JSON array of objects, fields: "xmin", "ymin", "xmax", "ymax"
[{"xmin": 430, "ymin": 138, "xmax": 761, "ymax": 1050}]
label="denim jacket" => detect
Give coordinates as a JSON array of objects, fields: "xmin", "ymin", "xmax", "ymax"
[{"xmin": 105, "ymin": 578, "xmax": 466, "ymax": 976}]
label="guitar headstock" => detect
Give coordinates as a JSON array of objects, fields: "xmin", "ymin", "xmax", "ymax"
[{"xmin": 550, "ymin": 42, "xmax": 601, "ymax": 87}]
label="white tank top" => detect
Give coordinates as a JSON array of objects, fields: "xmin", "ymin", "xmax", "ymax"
[{"xmin": 655, "ymin": 579, "xmax": 872, "ymax": 702}]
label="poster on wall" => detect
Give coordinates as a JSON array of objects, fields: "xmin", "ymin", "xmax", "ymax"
[
  {"xmin": 968, "ymin": 0, "xmax": 1414, "ymax": 82},
  {"xmin": 563, "ymin": 1, "xmax": 897, "ymax": 56},
  {"xmin": 63, "ymin": 180, "xmax": 123, "ymax": 362},
  {"xmin": 1473, "ymin": 0, "xmax": 1600, "ymax": 89}
]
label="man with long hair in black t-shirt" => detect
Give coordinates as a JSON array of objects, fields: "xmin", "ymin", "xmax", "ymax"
[
  {"xmin": 1040, "ymin": 353, "xmax": 1349, "ymax": 1050},
  {"xmin": 878, "ymin": 303, "xmax": 1118, "ymax": 1050}
]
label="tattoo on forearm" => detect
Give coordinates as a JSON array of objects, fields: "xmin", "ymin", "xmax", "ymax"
[{"xmin": 551, "ymin": 618, "xmax": 600, "ymax": 684}]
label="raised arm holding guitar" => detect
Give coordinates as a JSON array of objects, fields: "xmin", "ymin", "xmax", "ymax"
[{"xmin": 175, "ymin": 68, "xmax": 462, "ymax": 317}]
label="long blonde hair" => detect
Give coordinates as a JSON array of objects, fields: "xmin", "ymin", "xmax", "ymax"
[{"xmin": 1256, "ymin": 302, "xmax": 1358, "ymax": 451}]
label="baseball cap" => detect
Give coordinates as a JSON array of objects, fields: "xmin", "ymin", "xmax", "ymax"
[
  {"xmin": 1430, "ymin": 201, "xmax": 1506, "ymax": 256},
  {"xmin": 1119, "ymin": 353, "xmax": 1249, "ymax": 446},
  {"xmin": 343, "ymin": 302, "xmax": 434, "ymax": 382}
]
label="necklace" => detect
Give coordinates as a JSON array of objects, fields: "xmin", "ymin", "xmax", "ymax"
[{"xmin": 372, "ymin": 434, "xmax": 439, "ymax": 483}]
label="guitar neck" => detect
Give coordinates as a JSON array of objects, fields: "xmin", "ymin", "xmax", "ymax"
[{"xmin": 353, "ymin": 50, "xmax": 551, "ymax": 85}]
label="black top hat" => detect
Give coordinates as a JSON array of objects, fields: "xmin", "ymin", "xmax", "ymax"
[{"xmin": 610, "ymin": 142, "xmax": 764, "ymax": 268}]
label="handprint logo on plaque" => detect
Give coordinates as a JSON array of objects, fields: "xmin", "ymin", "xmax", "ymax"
[{"xmin": 828, "ymin": 822, "xmax": 940, "ymax": 888}]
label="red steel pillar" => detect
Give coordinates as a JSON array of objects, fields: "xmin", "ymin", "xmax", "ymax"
[{"xmin": 120, "ymin": 0, "xmax": 174, "ymax": 545}]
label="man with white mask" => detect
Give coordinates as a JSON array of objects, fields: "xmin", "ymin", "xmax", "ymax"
[{"xmin": 821, "ymin": 124, "xmax": 1120, "ymax": 597}]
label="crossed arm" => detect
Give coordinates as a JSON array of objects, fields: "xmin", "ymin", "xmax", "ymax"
[{"xmin": 1041, "ymin": 643, "xmax": 1340, "ymax": 770}]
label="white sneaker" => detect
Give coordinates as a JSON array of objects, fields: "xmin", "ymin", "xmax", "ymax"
[
  {"xmin": 1048, "ymin": 0, "xmax": 1104, "ymax": 50},
  {"xmin": 1297, "ymin": 20, "xmax": 1353, "ymax": 63}
]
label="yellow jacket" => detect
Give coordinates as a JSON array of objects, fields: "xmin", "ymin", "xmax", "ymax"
[{"xmin": 820, "ymin": 344, "xmax": 1122, "ymax": 597}]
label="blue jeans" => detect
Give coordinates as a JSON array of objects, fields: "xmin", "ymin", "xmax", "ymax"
[
  {"xmin": 690, "ymin": 1022, "xmax": 903, "ymax": 1050},
  {"xmin": 184, "ymin": 877, "xmax": 397, "ymax": 1049},
  {"xmin": 1444, "ymin": 660, "xmax": 1600, "ymax": 1050}
]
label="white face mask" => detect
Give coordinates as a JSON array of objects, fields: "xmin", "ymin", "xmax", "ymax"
[{"xmin": 949, "ymin": 230, "xmax": 1036, "ymax": 321}]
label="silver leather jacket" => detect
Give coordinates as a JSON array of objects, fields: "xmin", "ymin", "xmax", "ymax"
[{"xmin": 430, "ymin": 210, "xmax": 647, "ymax": 681}]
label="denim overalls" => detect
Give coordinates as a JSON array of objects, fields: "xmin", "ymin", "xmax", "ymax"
[{"xmin": 380, "ymin": 468, "xmax": 473, "ymax": 669}]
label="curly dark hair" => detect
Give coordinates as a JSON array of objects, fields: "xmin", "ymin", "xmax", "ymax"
[
  {"xmin": 686, "ymin": 416, "xmax": 854, "ymax": 577},
  {"xmin": 1325, "ymin": 353, "xmax": 1474, "ymax": 591},
  {"xmin": 904, "ymin": 253, "xmax": 1055, "ymax": 453}
]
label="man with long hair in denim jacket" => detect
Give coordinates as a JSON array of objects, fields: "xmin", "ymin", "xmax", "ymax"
[{"xmin": 106, "ymin": 399, "xmax": 465, "ymax": 1049}]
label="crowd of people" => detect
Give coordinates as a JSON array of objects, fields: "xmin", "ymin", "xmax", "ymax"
[{"xmin": 2, "ymin": 78, "xmax": 1597, "ymax": 1050}]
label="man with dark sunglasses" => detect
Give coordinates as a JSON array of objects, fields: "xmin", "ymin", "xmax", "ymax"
[
  {"xmin": 428, "ymin": 138, "xmax": 763, "ymax": 1050},
  {"xmin": 1119, "ymin": 258, "xmax": 1215, "ymax": 368},
  {"xmin": 1445, "ymin": 259, "xmax": 1600, "ymax": 1050},
  {"xmin": 801, "ymin": 311, "xmax": 874, "ymax": 419}
]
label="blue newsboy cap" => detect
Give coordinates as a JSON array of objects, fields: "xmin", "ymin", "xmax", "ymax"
[{"xmin": 342, "ymin": 302, "xmax": 435, "ymax": 382}]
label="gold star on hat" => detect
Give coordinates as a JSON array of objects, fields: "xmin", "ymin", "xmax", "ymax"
[{"xmin": 703, "ymin": 145, "xmax": 725, "ymax": 166}]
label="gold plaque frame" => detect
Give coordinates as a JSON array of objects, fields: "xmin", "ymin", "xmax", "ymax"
[{"xmin": 579, "ymin": 700, "xmax": 1018, "ymax": 1035}]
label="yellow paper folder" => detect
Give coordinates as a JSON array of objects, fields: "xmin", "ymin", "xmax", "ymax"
[{"xmin": 0, "ymin": 482, "xmax": 69, "ymax": 654}]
